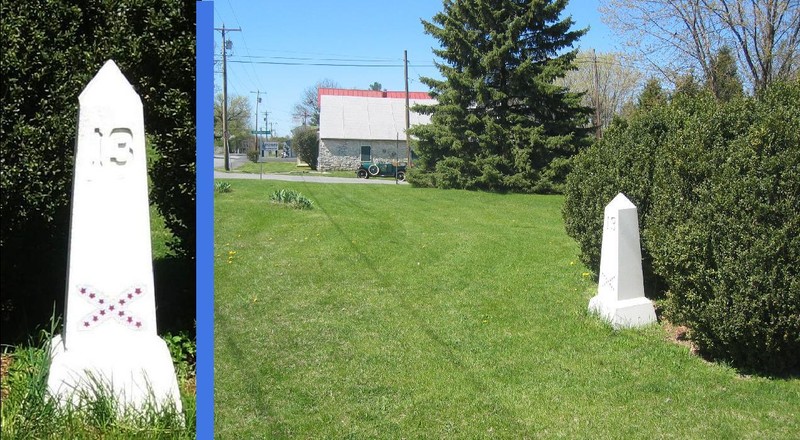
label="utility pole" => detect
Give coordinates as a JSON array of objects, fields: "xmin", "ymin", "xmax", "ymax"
[
  {"xmin": 215, "ymin": 25, "xmax": 241, "ymax": 171},
  {"xmin": 404, "ymin": 50, "xmax": 411, "ymax": 167},
  {"xmin": 262, "ymin": 111, "xmax": 271, "ymax": 156},
  {"xmin": 592, "ymin": 49, "xmax": 602, "ymax": 139},
  {"xmin": 251, "ymin": 90, "xmax": 262, "ymax": 155}
]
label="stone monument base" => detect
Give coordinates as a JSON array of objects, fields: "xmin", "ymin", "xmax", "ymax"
[
  {"xmin": 47, "ymin": 333, "xmax": 183, "ymax": 414},
  {"xmin": 588, "ymin": 294, "xmax": 657, "ymax": 329}
]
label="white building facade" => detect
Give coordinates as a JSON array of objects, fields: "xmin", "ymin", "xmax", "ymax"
[{"xmin": 317, "ymin": 89, "xmax": 435, "ymax": 171}]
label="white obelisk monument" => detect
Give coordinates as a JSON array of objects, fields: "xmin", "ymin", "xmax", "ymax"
[
  {"xmin": 47, "ymin": 60, "xmax": 182, "ymax": 413},
  {"xmin": 588, "ymin": 193, "xmax": 656, "ymax": 328}
]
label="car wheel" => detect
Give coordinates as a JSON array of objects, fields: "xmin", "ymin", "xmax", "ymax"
[
  {"xmin": 397, "ymin": 171, "xmax": 406, "ymax": 181},
  {"xmin": 357, "ymin": 169, "xmax": 368, "ymax": 178},
  {"xmin": 368, "ymin": 164, "xmax": 380, "ymax": 176}
]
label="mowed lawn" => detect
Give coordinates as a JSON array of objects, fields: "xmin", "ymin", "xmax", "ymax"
[{"xmin": 214, "ymin": 180, "xmax": 799, "ymax": 439}]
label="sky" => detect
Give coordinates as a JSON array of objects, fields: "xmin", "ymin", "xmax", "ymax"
[{"xmin": 212, "ymin": 0, "xmax": 621, "ymax": 139}]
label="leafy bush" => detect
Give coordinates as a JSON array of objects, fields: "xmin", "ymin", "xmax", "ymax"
[
  {"xmin": 292, "ymin": 125, "xmax": 318, "ymax": 170},
  {"xmin": 269, "ymin": 189, "xmax": 314, "ymax": 210},
  {"xmin": 246, "ymin": 149, "xmax": 259, "ymax": 163},
  {"xmin": 564, "ymin": 82, "xmax": 800, "ymax": 374},
  {"xmin": 646, "ymin": 83, "xmax": 800, "ymax": 374}
]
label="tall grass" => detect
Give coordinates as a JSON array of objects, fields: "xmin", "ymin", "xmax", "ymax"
[{"xmin": 0, "ymin": 319, "xmax": 195, "ymax": 439}]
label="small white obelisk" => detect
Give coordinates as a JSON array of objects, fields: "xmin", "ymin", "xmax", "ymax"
[
  {"xmin": 47, "ymin": 60, "xmax": 182, "ymax": 413},
  {"xmin": 588, "ymin": 193, "xmax": 656, "ymax": 328}
]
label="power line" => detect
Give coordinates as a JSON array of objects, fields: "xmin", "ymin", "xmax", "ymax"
[
  {"xmin": 215, "ymin": 3, "xmax": 264, "ymax": 94},
  {"xmin": 228, "ymin": 60, "xmax": 435, "ymax": 68},
  {"xmin": 237, "ymin": 54, "xmax": 403, "ymax": 62}
]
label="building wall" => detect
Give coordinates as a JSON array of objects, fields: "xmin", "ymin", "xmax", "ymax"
[{"xmin": 318, "ymin": 139, "xmax": 410, "ymax": 171}]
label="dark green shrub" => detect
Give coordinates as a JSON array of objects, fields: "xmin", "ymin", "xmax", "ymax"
[
  {"xmin": 647, "ymin": 83, "xmax": 800, "ymax": 374},
  {"xmin": 164, "ymin": 331, "xmax": 196, "ymax": 382},
  {"xmin": 1, "ymin": 1, "xmax": 195, "ymax": 344},
  {"xmin": 562, "ymin": 101, "xmax": 684, "ymax": 294},
  {"xmin": 246, "ymin": 149, "xmax": 259, "ymax": 163}
]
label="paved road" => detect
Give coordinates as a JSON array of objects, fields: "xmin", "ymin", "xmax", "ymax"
[
  {"xmin": 214, "ymin": 153, "xmax": 250, "ymax": 170},
  {"xmin": 212, "ymin": 154, "xmax": 408, "ymax": 185},
  {"xmin": 214, "ymin": 170, "xmax": 408, "ymax": 185}
]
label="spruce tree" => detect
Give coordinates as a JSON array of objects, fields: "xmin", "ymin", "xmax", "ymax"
[
  {"xmin": 410, "ymin": 0, "xmax": 591, "ymax": 192},
  {"xmin": 707, "ymin": 46, "xmax": 743, "ymax": 102},
  {"xmin": 637, "ymin": 78, "xmax": 667, "ymax": 110}
]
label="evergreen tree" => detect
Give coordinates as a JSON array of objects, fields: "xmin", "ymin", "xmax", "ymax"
[
  {"xmin": 637, "ymin": 78, "xmax": 667, "ymax": 110},
  {"xmin": 409, "ymin": 0, "xmax": 591, "ymax": 192},
  {"xmin": 707, "ymin": 46, "xmax": 743, "ymax": 102},
  {"xmin": 673, "ymin": 73, "xmax": 703, "ymax": 98}
]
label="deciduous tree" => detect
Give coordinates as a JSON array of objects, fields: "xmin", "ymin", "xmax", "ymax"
[
  {"xmin": 600, "ymin": 0, "xmax": 800, "ymax": 92},
  {"xmin": 292, "ymin": 79, "xmax": 339, "ymax": 126},
  {"xmin": 214, "ymin": 94, "xmax": 252, "ymax": 152},
  {"xmin": 558, "ymin": 51, "xmax": 643, "ymax": 133},
  {"xmin": 292, "ymin": 125, "xmax": 319, "ymax": 169}
]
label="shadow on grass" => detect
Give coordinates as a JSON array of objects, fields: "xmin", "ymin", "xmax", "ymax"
[{"xmin": 298, "ymin": 183, "xmax": 529, "ymax": 432}]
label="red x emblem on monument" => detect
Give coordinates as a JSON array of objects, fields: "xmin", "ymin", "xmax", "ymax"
[{"xmin": 76, "ymin": 285, "xmax": 146, "ymax": 331}]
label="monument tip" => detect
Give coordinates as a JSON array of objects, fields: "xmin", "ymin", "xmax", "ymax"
[
  {"xmin": 609, "ymin": 193, "xmax": 636, "ymax": 210},
  {"xmin": 79, "ymin": 59, "xmax": 138, "ymax": 102}
]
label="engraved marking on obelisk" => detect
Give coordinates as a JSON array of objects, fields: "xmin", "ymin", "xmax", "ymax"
[
  {"xmin": 600, "ymin": 272, "xmax": 616, "ymax": 292},
  {"xmin": 76, "ymin": 285, "xmax": 146, "ymax": 331},
  {"xmin": 604, "ymin": 215, "xmax": 617, "ymax": 232},
  {"xmin": 107, "ymin": 128, "xmax": 133, "ymax": 165}
]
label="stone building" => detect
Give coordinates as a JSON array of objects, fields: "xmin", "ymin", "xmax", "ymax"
[{"xmin": 317, "ymin": 88, "xmax": 435, "ymax": 171}]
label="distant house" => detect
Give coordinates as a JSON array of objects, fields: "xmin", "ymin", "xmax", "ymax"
[{"xmin": 317, "ymin": 88, "xmax": 435, "ymax": 171}]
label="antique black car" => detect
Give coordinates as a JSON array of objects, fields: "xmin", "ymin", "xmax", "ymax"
[{"xmin": 356, "ymin": 162, "xmax": 406, "ymax": 181}]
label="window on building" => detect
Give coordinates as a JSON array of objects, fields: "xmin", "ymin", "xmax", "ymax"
[{"xmin": 360, "ymin": 146, "xmax": 371, "ymax": 162}]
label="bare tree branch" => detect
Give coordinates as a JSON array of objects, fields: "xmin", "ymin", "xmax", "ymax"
[{"xmin": 601, "ymin": 0, "xmax": 800, "ymax": 91}]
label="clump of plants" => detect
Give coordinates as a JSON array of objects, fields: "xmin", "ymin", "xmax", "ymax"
[
  {"xmin": 215, "ymin": 181, "xmax": 232, "ymax": 194},
  {"xmin": 269, "ymin": 189, "xmax": 314, "ymax": 210},
  {"xmin": 163, "ymin": 331, "xmax": 196, "ymax": 383}
]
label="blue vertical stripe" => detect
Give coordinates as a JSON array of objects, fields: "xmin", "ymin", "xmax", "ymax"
[{"xmin": 196, "ymin": 1, "xmax": 214, "ymax": 438}]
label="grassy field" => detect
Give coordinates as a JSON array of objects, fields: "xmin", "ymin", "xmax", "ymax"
[{"xmin": 214, "ymin": 179, "xmax": 799, "ymax": 438}]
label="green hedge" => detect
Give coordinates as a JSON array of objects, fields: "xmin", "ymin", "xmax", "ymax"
[
  {"xmin": 1, "ymin": 1, "xmax": 195, "ymax": 344},
  {"xmin": 646, "ymin": 84, "xmax": 800, "ymax": 373},
  {"xmin": 562, "ymin": 105, "xmax": 683, "ymax": 295},
  {"xmin": 564, "ymin": 83, "xmax": 800, "ymax": 374}
]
